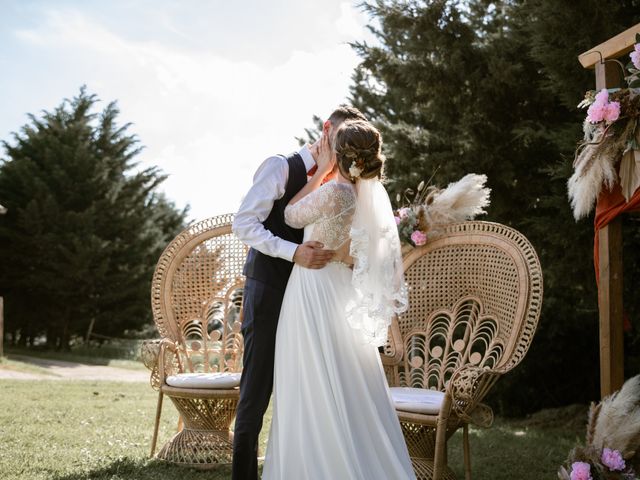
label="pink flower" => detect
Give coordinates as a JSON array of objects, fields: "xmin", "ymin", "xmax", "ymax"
[
  {"xmin": 631, "ymin": 43, "xmax": 640, "ymax": 70},
  {"xmin": 570, "ymin": 462, "xmax": 592, "ymax": 480},
  {"xmin": 394, "ymin": 216, "xmax": 401, "ymax": 225},
  {"xmin": 603, "ymin": 101, "xmax": 620, "ymax": 123},
  {"xmin": 586, "ymin": 89, "xmax": 619, "ymax": 124},
  {"xmin": 410, "ymin": 230, "xmax": 427, "ymax": 246},
  {"xmin": 601, "ymin": 448, "xmax": 626, "ymax": 471},
  {"xmin": 586, "ymin": 102, "xmax": 607, "ymax": 123},
  {"xmin": 594, "ymin": 88, "xmax": 609, "ymax": 104},
  {"xmin": 398, "ymin": 207, "xmax": 410, "ymax": 219}
]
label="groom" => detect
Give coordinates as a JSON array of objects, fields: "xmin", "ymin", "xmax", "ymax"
[{"xmin": 231, "ymin": 106, "xmax": 367, "ymax": 480}]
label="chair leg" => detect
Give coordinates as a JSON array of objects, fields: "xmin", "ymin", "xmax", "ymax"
[
  {"xmin": 463, "ymin": 423, "xmax": 471, "ymax": 480},
  {"xmin": 433, "ymin": 396, "xmax": 452, "ymax": 480},
  {"xmin": 150, "ymin": 391, "xmax": 164, "ymax": 457},
  {"xmin": 432, "ymin": 425, "xmax": 448, "ymax": 480}
]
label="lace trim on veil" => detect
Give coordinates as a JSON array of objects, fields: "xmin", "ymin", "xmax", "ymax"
[{"xmin": 346, "ymin": 179, "xmax": 409, "ymax": 346}]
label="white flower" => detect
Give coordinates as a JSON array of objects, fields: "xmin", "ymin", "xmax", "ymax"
[{"xmin": 349, "ymin": 161, "xmax": 363, "ymax": 178}]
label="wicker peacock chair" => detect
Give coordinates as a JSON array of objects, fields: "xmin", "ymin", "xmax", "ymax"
[
  {"xmin": 382, "ymin": 221, "xmax": 543, "ymax": 480},
  {"xmin": 147, "ymin": 213, "xmax": 248, "ymax": 468}
]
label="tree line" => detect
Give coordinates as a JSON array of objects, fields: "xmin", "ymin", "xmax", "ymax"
[
  {"xmin": 345, "ymin": 0, "xmax": 640, "ymax": 414},
  {"xmin": 0, "ymin": 87, "xmax": 187, "ymax": 350}
]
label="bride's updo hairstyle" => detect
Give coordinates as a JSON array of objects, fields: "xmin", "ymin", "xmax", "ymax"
[{"xmin": 334, "ymin": 120, "xmax": 385, "ymax": 183}]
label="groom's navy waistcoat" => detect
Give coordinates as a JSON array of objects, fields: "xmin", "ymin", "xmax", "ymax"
[{"xmin": 242, "ymin": 152, "xmax": 307, "ymax": 291}]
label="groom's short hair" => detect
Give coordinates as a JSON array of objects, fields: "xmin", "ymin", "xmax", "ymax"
[{"xmin": 328, "ymin": 105, "xmax": 367, "ymax": 125}]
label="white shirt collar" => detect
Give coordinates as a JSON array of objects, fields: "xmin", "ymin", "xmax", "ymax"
[{"xmin": 298, "ymin": 144, "xmax": 316, "ymax": 173}]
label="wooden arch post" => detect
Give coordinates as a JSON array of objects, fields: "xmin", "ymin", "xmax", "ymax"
[{"xmin": 578, "ymin": 24, "xmax": 640, "ymax": 398}]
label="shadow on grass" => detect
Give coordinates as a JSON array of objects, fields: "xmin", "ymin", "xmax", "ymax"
[
  {"xmin": 47, "ymin": 407, "xmax": 586, "ymax": 480},
  {"xmin": 5, "ymin": 348, "xmax": 145, "ymax": 370},
  {"xmin": 7, "ymin": 351, "xmax": 112, "ymax": 367},
  {"xmin": 50, "ymin": 458, "xmax": 234, "ymax": 480}
]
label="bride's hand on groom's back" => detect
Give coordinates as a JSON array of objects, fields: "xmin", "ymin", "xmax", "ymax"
[{"xmin": 293, "ymin": 241, "xmax": 335, "ymax": 269}]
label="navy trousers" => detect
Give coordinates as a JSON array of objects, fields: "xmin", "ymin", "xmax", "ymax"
[{"xmin": 232, "ymin": 277, "xmax": 285, "ymax": 480}]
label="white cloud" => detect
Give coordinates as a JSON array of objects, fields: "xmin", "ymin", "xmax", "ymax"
[
  {"xmin": 336, "ymin": 2, "xmax": 368, "ymax": 39},
  {"xmin": 7, "ymin": 4, "xmax": 368, "ymax": 221}
]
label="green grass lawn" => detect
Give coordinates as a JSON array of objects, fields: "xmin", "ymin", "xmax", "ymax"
[{"xmin": 0, "ymin": 379, "xmax": 584, "ymax": 480}]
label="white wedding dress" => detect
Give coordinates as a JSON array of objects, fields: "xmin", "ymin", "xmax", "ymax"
[{"xmin": 262, "ymin": 180, "xmax": 416, "ymax": 480}]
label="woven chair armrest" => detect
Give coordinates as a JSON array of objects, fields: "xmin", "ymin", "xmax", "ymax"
[
  {"xmin": 380, "ymin": 348, "xmax": 403, "ymax": 366},
  {"xmin": 467, "ymin": 402, "xmax": 494, "ymax": 428},
  {"xmin": 140, "ymin": 339, "xmax": 162, "ymax": 372},
  {"xmin": 157, "ymin": 338, "xmax": 181, "ymax": 384},
  {"xmin": 140, "ymin": 339, "xmax": 165, "ymax": 391},
  {"xmin": 446, "ymin": 365, "xmax": 503, "ymax": 423},
  {"xmin": 380, "ymin": 316, "xmax": 404, "ymax": 366}
]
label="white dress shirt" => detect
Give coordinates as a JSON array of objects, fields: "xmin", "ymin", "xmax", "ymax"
[{"xmin": 232, "ymin": 145, "xmax": 316, "ymax": 262}]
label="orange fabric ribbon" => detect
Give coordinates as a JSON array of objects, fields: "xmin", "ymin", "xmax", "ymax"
[{"xmin": 593, "ymin": 178, "xmax": 640, "ymax": 331}]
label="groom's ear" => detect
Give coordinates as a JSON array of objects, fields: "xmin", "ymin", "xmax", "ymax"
[{"xmin": 322, "ymin": 120, "xmax": 331, "ymax": 134}]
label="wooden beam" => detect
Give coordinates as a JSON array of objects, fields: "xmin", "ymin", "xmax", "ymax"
[
  {"xmin": 579, "ymin": 23, "xmax": 640, "ymax": 68},
  {"xmin": 593, "ymin": 48, "xmax": 625, "ymax": 399},
  {"xmin": 598, "ymin": 218, "xmax": 624, "ymax": 397},
  {"xmin": 595, "ymin": 60, "xmax": 623, "ymax": 91}
]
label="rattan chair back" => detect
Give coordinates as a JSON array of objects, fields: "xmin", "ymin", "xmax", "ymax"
[
  {"xmin": 388, "ymin": 221, "xmax": 543, "ymax": 390},
  {"xmin": 151, "ymin": 214, "xmax": 248, "ymax": 375}
]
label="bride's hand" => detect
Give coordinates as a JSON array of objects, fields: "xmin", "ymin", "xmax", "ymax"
[{"xmin": 316, "ymin": 134, "xmax": 335, "ymax": 176}]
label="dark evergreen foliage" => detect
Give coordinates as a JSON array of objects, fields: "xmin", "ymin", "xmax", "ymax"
[
  {"xmin": 0, "ymin": 87, "xmax": 187, "ymax": 349},
  {"xmin": 344, "ymin": 0, "xmax": 640, "ymax": 414}
]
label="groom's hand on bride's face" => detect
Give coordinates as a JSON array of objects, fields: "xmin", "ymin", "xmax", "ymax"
[{"xmin": 293, "ymin": 241, "xmax": 335, "ymax": 269}]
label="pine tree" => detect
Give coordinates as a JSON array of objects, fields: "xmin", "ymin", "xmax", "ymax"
[
  {"xmin": 345, "ymin": 0, "xmax": 640, "ymax": 414},
  {"xmin": 0, "ymin": 87, "xmax": 188, "ymax": 349}
]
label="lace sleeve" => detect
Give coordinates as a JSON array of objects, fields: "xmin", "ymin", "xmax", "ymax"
[{"xmin": 284, "ymin": 181, "xmax": 355, "ymax": 229}]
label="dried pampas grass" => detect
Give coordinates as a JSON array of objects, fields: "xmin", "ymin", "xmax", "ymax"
[
  {"xmin": 586, "ymin": 401, "xmax": 602, "ymax": 447},
  {"xmin": 394, "ymin": 173, "xmax": 492, "ymax": 246},
  {"xmin": 559, "ymin": 375, "xmax": 640, "ymax": 479},
  {"xmin": 568, "ymin": 126, "xmax": 618, "ymax": 220},
  {"xmin": 427, "ymin": 173, "xmax": 491, "ymax": 227},
  {"xmin": 568, "ymin": 119, "xmax": 638, "ymax": 220},
  {"xmin": 590, "ymin": 375, "xmax": 640, "ymax": 458}
]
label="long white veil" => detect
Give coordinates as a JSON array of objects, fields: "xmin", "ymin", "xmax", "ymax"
[{"xmin": 346, "ymin": 178, "xmax": 409, "ymax": 346}]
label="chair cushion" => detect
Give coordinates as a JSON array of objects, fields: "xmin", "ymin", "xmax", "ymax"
[
  {"xmin": 390, "ymin": 387, "xmax": 445, "ymax": 415},
  {"xmin": 166, "ymin": 372, "xmax": 241, "ymax": 389}
]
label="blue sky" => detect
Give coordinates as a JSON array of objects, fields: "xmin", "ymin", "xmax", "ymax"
[{"xmin": 0, "ymin": 0, "xmax": 373, "ymax": 220}]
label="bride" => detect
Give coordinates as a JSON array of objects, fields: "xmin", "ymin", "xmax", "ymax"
[{"xmin": 262, "ymin": 120, "xmax": 416, "ymax": 479}]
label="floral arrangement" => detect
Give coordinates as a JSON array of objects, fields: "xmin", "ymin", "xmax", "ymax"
[
  {"xmin": 393, "ymin": 173, "xmax": 491, "ymax": 247},
  {"xmin": 560, "ymin": 447, "xmax": 635, "ymax": 480},
  {"xmin": 558, "ymin": 374, "xmax": 640, "ymax": 480},
  {"xmin": 568, "ymin": 34, "xmax": 640, "ymax": 220}
]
